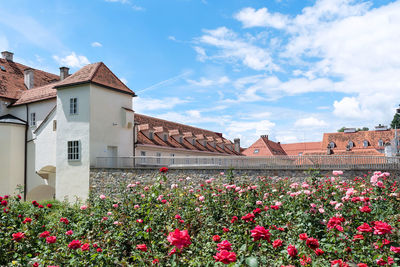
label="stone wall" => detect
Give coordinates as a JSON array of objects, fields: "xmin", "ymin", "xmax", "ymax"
[{"xmin": 89, "ymin": 167, "xmax": 400, "ymax": 196}]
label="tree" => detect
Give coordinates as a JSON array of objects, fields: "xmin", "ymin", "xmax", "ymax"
[
  {"xmin": 391, "ymin": 113, "xmax": 400, "ymax": 129},
  {"xmin": 356, "ymin": 127, "xmax": 369, "ymax": 131},
  {"xmin": 337, "ymin": 126, "xmax": 346, "ymax": 132}
]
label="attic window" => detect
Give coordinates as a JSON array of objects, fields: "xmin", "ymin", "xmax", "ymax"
[
  {"xmin": 149, "ymin": 132, "xmax": 153, "ymax": 139},
  {"xmin": 179, "ymin": 137, "xmax": 183, "ymax": 143},
  {"xmin": 348, "ymin": 141, "xmax": 354, "ymax": 148},
  {"xmin": 363, "ymin": 140, "xmax": 369, "ymax": 148},
  {"xmin": 192, "ymin": 139, "xmax": 196, "ymax": 145},
  {"xmin": 163, "ymin": 134, "xmax": 168, "ymax": 142},
  {"xmin": 329, "ymin": 142, "xmax": 336, "ymax": 149},
  {"xmin": 254, "ymin": 149, "xmax": 259, "ymax": 154},
  {"xmin": 0, "ymin": 65, "xmax": 5, "ymax": 71},
  {"xmin": 378, "ymin": 139, "xmax": 384, "ymax": 146}
]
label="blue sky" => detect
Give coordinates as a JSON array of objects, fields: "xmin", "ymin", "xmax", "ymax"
[{"xmin": 1, "ymin": 0, "xmax": 399, "ymax": 146}]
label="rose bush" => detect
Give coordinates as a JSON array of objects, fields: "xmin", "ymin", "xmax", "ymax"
[{"xmin": 0, "ymin": 170, "xmax": 399, "ymax": 266}]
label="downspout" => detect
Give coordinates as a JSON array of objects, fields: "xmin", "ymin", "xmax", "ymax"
[{"xmin": 24, "ymin": 104, "xmax": 28, "ymax": 201}]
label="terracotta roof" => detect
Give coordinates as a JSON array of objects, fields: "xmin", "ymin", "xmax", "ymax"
[
  {"xmin": 322, "ymin": 130, "xmax": 395, "ymax": 151},
  {"xmin": 135, "ymin": 113, "xmax": 240, "ymax": 155},
  {"xmin": 0, "ymin": 58, "xmax": 59, "ymax": 100},
  {"xmin": 54, "ymin": 62, "xmax": 135, "ymax": 96},
  {"xmin": 303, "ymin": 149, "xmax": 385, "ymax": 156},
  {"xmin": 242, "ymin": 135, "xmax": 287, "ymax": 156},
  {"xmin": 11, "ymin": 81, "xmax": 60, "ymax": 106},
  {"xmin": 281, "ymin": 142, "xmax": 322, "ymax": 155}
]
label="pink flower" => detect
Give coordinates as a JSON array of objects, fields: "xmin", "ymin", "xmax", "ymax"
[
  {"xmin": 272, "ymin": 239, "xmax": 283, "ymax": 248},
  {"xmin": 299, "ymin": 233, "xmax": 308, "ymax": 240},
  {"xmin": 81, "ymin": 243, "xmax": 90, "ymax": 251},
  {"xmin": 80, "ymin": 205, "xmax": 87, "ymax": 210},
  {"xmin": 99, "ymin": 195, "xmax": 106, "ymax": 199},
  {"xmin": 357, "ymin": 223, "xmax": 373, "ymax": 233},
  {"xmin": 217, "ymin": 240, "xmax": 232, "ymax": 251},
  {"xmin": 214, "ymin": 250, "xmax": 237, "ymax": 264},
  {"xmin": 332, "ymin": 170, "xmax": 343, "ymax": 176},
  {"xmin": 134, "ymin": 204, "xmax": 140, "ymax": 209},
  {"xmin": 390, "ymin": 246, "xmax": 400, "ymax": 253},
  {"xmin": 136, "ymin": 244, "xmax": 147, "ymax": 252},
  {"xmin": 287, "ymin": 244, "xmax": 298, "ymax": 257},
  {"xmin": 46, "ymin": 236, "xmax": 57, "ymax": 244},
  {"xmin": 198, "ymin": 196, "xmax": 205, "ymax": 202},
  {"xmin": 113, "ymin": 204, "xmax": 119, "ymax": 208},
  {"xmin": 167, "ymin": 229, "xmax": 191, "ymax": 249},
  {"xmin": 65, "ymin": 230, "xmax": 73, "ymax": 235},
  {"xmin": 256, "ymin": 201, "xmax": 263, "ymax": 205},
  {"xmin": 250, "ymin": 225, "xmax": 271, "ymax": 242},
  {"xmin": 373, "ymin": 221, "xmax": 392, "ymax": 235}
]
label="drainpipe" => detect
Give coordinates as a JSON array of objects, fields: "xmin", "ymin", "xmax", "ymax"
[{"xmin": 24, "ymin": 104, "xmax": 28, "ymax": 201}]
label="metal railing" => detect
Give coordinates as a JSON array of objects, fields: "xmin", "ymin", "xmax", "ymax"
[{"xmin": 95, "ymin": 155, "xmax": 400, "ymax": 170}]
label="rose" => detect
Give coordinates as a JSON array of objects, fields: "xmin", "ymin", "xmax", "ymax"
[
  {"xmin": 159, "ymin": 167, "xmax": 168, "ymax": 173},
  {"xmin": 373, "ymin": 221, "xmax": 392, "ymax": 235},
  {"xmin": 39, "ymin": 231, "xmax": 50, "ymax": 238},
  {"xmin": 314, "ymin": 248, "xmax": 324, "ymax": 256},
  {"xmin": 299, "ymin": 233, "xmax": 308, "ymax": 240},
  {"xmin": 287, "ymin": 244, "xmax": 298, "ymax": 257},
  {"xmin": 68, "ymin": 240, "xmax": 82, "ymax": 249},
  {"xmin": 212, "ymin": 235, "xmax": 221, "ymax": 242},
  {"xmin": 359, "ymin": 206, "xmax": 371, "ymax": 213},
  {"xmin": 333, "ymin": 170, "xmax": 343, "ymax": 176},
  {"xmin": 60, "ymin": 217, "xmax": 69, "ymax": 225},
  {"xmin": 250, "ymin": 225, "xmax": 271, "ymax": 242},
  {"xmin": 80, "ymin": 205, "xmax": 87, "ymax": 210},
  {"xmin": 213, "ymin": 250, "xmax": 237, "ymax": 264},
  {"xmin": 81, "ymin": 243, "xmax": 90, "ymax": 251},
  {"xmin": 136, "ymin": 244, "xmax": 147, "ymax": 252},
  {"xmin": 230, "ymin": 216, "xmax": 238, "ymax": 223},
  {"xmin": 390, "ymin": 246, "xmax": 400, "ymax": 253},
  {"xmin": 99, "ymin": 195, "xmax": 106, "ymax": 199},
  {"xmin": 65, "ymin": 230, "xmax": 73, "ymax": 235},
  {"xmin": 306, "ymin": 237, "xmax": 319, "ymax": 250},
  {"xmin": 272, "ymin": 239, "xmax": 283, "ymax": 248},
  {"xmin": 167, "ymin": 229, "xmax": 191, "ymax": 249},
  {"xmin": 357, "ymin": 223, "xmax": 373, "ymax": 233},
  {"xmin": 46, "ymin": 236, "xmax": 57, "ymax": 244},
  {"xmin": 217, "ymin": 240, "xmax": 232, "ymax": 251},
  {"xmin": 12, "ymin": 232, "xmax": 25, "ymax": 242},
  {"xmin": 241, "ymin": 213, "xmax": 255, "ymax": 222}
]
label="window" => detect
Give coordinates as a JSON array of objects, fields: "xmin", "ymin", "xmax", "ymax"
[
  {"xmin": 348, "ymin": 141, "xmax": 354, "ymax": 148},
  {"xmin": 163, "ymin": 134, "xmax": 168, "ymax": 142},
  {"xmin": 156, "ymin": 152, "xmax": 161, "ymax": 164},
  {"xmin": 170, "ymin": 153, "xmax": 175, "ymax": 164},
  {"xmin": 29, "ymin": 112, "xmax": 36, "ymax": 127},
  {"xmin": 192, "ymin": 139, "xmax": 196, "ymax": 145},
  {"xmin": 53, "ymin": 120, "xmax": 57, "ymax": 131},
  {"xmin": 329, "ymin": 142, "xmax": 336, "ymax": 149},
  {"xmin": 179, "ymin": 137, "xmax": 183, "ymax": 143},
  {"xmin": 378, "ymin": 139, "xmax": 384, "ymax": 147},
  {"xmin": 254, "ymin": 149, "xmax": 259, "ymax": 154},
  {"xmin": 67, "ymin": 141, "xmax": 80, "ymax": 161},
  {"xmin": 140, "ymin": 151, "xmax": 146, "ymax": 163},
  {"xmin": 298, "ymin": 152, "xmax": 303, "ymax": 156},
  {"xmin": 363, "ymin": 140, "xmax": 369, "ymax": 148},
  {"xmin": 69, "ymin": 97, "xmax": 78, "ymax": 115},
  {"xmin": 149, "ymin": 132, "xmax": 153, "ymax": 139}
]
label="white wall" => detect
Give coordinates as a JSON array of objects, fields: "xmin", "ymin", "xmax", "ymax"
[
  {"xmin": 56, "ymin": 85, "xmax": 90, "ymax": 202},
  {"xmin": 89, "ymin": 84, "xmax": 133, "ymax": 166},
  {"xmin": 0, "ymin": 123, "xmax": 25, "ymax": 195}
]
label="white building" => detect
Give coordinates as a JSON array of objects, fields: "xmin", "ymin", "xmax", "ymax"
[{"xmin": 0, "ymin": 51, "xmax": 135, "ymax": 201}]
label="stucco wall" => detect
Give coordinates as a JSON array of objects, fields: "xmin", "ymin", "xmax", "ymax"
[
  {"xmin": 89, "ymin": 84, "xmax": 133, "ymax": 167},
  {"xmin": 0, "ymin": 123, "xmax": 25, "ymax": 195},
  {"xmin": 56, "ymin": 85, "xmax": 91, "ymax": 201}
]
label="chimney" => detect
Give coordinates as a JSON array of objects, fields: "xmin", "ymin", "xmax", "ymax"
[
  {"xmin": 24, "ymin": 68, "xmax": 34, "ymax": 89},
  {"xmin": 1, "ymin": 51, "xmax": 13, "ymax": 61},
  {"xmin": 234, "ymin": 138, "xmax": 240, "ymax": 153},
  {"xmin": 59, "ymin": 67, "xmax": 69, "ymax": 80},
  {"xmin": 261, "ymin": 135, "xmax": 268, "ymax": 140}
]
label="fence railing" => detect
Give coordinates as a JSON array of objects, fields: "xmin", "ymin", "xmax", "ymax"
[{"xmin": 95, "ymin": 155, "xmax": 400, "ymax": 170}]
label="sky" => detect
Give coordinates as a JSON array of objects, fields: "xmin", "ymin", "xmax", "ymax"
[{"xmin": 1, "ymin": 0, "xmax": 399, "ymax": 147}]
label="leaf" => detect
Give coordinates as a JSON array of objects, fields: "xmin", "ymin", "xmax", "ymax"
[
  {"xmin": 239, "ymin": 244, "xmax": 247, "ymax": 252},
  {"xmin": 246, "ymin": 256, "xmax": 258, "ymax": 267}
]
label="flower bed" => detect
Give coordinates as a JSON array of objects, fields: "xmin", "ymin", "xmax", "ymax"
[{"xmin": 1, "ymin": 170, "xmax": 400, "ymax": 266}]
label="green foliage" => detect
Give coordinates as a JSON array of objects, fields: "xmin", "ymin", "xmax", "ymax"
[{"xmin": 391, "ymin": 113, "xmax": 400, "ymax": 129}]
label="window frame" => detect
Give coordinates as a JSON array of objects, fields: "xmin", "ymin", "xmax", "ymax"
[
  {"xmin": 378, "ymin": 139, "xmax": 384, "ymax": 147},
  {"xmin": 69, "ymin": 97, "xmax": 78, "ymax": 115},
  {"xmin": 254, "ymin": 149, "xmax": 259, "ymax": 154},
  {"xmin": 363, "ymin": 140, "xmax": 369, "ymax": 148},
  {"xmin": 67, "ymin": 140, "xmax": 80, "ymax": 161},
  {"xmin": 29, "ymin": 112, "xmax": 36, "ymax": 127}
]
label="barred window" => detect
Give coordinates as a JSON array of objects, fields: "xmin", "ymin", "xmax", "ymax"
[
  {"xmin": 30, "ymin": 112, "xmax": 36, "ymax": 127},
  {"xmin": 156, "ymin": 152, "xmax": 161, "ymax": 164},
  {"xmin": 70, "ymin": 97, "xmax": 78, "ymax": 115},
  {"xmin": 67, "ymin": 141, "xmax": 80, "ymax": 161}
]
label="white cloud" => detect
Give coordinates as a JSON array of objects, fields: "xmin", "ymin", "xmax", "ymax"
[
  {"xmin": 294, "ymin": 117, "xmax": 327, "ymax": 128},
  {"xmin": 133, "ymin": 97, "xmax": 189, "ymax": 112},
  {"xmin": 196, "ymin": 27, "xmax": 278, "ymax": 71},
  {"xmin": 53, "ymin": 52, "xmax": 90, "ymax": 68},
  {"xmin": 225, "ymin": 119, "xmax": 276, "ymax": 147},
  {"xmin": 235, "ymin": 7, "xmax": 289, "ymax": 29},
  {"xmin": 187, "ymin": 76, "xmax": 230, "ymax": 87},
  {"xmin": 120, "ymin": 77, "xmax": 128, "ymax": 85},
  {"xmin": 91, "ymin": 42, "xmax": 102, "ymax": 47}
]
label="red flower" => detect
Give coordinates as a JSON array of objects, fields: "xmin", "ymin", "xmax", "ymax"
[
  {"xmin": 60, "ymin": 217, "xmax": 69, "ymax": 225},
  {"xmin": 68, "ymin": 240, "xmax": 82, "ymax": 249},
  {"xmin": 331, "ymin": 259, "xmax": 349, "ymax": 267},
  {"xmin": 376, "ymin": 257, "xmax": 394, "ymax": 266},
  {"xmin": 373, "ymin": 221, "xmax": 392, "ymax": 235},
  {"xmin": 152, "ymin": 259, "xmax": 159, "ymax": 264},
  {"xmin": 253, "ymin": 208, "xmax": 262, "ymax": 215},
  {"xmin": 167, "ymin": 229, "xmax": 191, "ymax": 249},
  {"xmin": 272, "ymin": 239, "xmax": 283, "ymax": 248},
  {"xmin": 359, "ymin": 206, "xmax": 371, "ymax": 213},
  {"xmin": 212, "ymin": 235, "xmax": 221, "ymax": 242},
  {"xmin": 250, "ymin": 225, "xmax": 271, "ymax": 242},
  {"xmin": 159, "ymin": 167, "xmax": 168, "ymax": 173},
  {"xmin": 33, "ymin": 263, "xmax": 39, "ymax": 267},
  {"xmin": 12, "ymin": 232, "xmax": 25, "ymax": 242},
  {"xmin": 97, "ymin": 247, "xmax": 103, "ymax": 253},
  {"xmin": 217, "ymin": 240, "xmax": 232, "ymax": 251},
  {"xmin": 357, "ymin": 223, "xmax": 373, "ymax": 233},
  {"xmin": 47, "ymin": 203, "xmax": 53, "ymax": 208},
  {"xmin": 136, "ymin": 244, "xmax": 147, "ymax": 252},
  {"xmin": 39, "ymin": 231, "xmax": 50, "ymax": 238},
  {"xmin": 32, "ymin": 200, "xmax": 39, "ymax": 207},
  {"xmin": 287, "ymin": 244, "xmax": 298, "ymax": 257},
  {"xmin": 306, "ymin": 237, "xmax": 319, "ymax": 250},
  {"xmin": 230, "ymin": 216, "xmax": 238, "ymax": 223},
  {"xmin": 314, "ymin": 248, "xmax": 324, "ymax": 256},
  {"xmin": 223, "ymin": 227, "xmax": 230, "ymax": 232},
  {"xmin": 65, "ymin": 230, "xmax": 73, "ymax": 235},
  {"xmin": 390, "ymin": 246, "xmax": 400, "ymax": 253},
  {"xmin": 22, "ymin": 217, "xmax": 32, "ymax": 224},
  {"xmin": 213, "ymin": 250, "xmax": 237, "ymax": 264},
  {"xmin": 0, "ymin": 200, "xmax": 7, "ymax": 206},
  {"xmin": 299, "ymin": 233, "xmax": 308, "ymax": 240},
  {"xmin": 81, "ymin": 243, "xmax": 90, "ymax": 251},
  {"xmin": 327, "ymin": 216, "xmax": 344, "ymax": 230},
  {"xmin": 241, "ymin": 212, "xmax": 255, "ymax": 222},
  {"xmin": 46, "ymin": 236, "xmax": 57, "ymax": 244},
  {"xmin": 270, "ymin": 205, "xmax": 280, "ymax": 210},
  {"xmin": 353, "ymin": 234, "xmax": 364, "ymax": 241},
  {"xmin": 357, "ymin": 264, "xmax": 368, "ymax": 267},
  {"xmin": 168, "ymin": 247, "xmax": 176, "ymax": 256}
]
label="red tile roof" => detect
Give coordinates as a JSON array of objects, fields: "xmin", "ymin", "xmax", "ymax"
[
  {"xmin": 12, "ymin": 81, "xmax": 60, "ymax": 106},
  {"xmin": 0, "ymin": 58, "xmax": 59, "ymax": 100},
  {"xmin": 54, "ymin": 62, "xmax": 135, "ymax": 96},
  {"xmin": 135, "ymin": 113, "xmax": 240, "ymax": 155},
  {"xmin": 281, "ymin": 142, "xmax": 322, "ymax": 155},
  {"xmin": 242, "ymin": 135, "xmax": 287, "ymax": 156}
]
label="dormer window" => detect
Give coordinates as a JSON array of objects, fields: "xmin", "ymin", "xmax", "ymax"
[
  {"xmin": 179, "ymin": 136, "xmax": 183, "ymax": 144},
  {"xmin": 149, "ymin": 132, "xmax": 153, "ymax": 140},
  {"xmin": 348, "ymin": 141, "xmax": 354, "ymax": 148},
  {"xmin": 192, "ymin": 139, "xmax": 196, "ymax": 145},
  {"xmin": 363, "ymin": 140, "xmax": 369, "ymax": 148},
  {"xmin": 329, "ymin": 142, "xmax": 336, "ymax": 149},
  {"xmin": 163, "ymin": 134, "xmax": 168, "ymax": 142},
  {"xmin": 378, "ymin": 139, "xmax": 384, "ymax": 146},
  {"xmin": 254, "ymin": 149, "xmax": 259, "ymax": 154}
]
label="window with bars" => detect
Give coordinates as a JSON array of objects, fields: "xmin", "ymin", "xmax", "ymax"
[
  {"xmin": 30, "ymin": 112, "xmax": 36, "ymax": 127},
  {"xmin": 69, "ymin": 97, "xmax": 78, "ymax": 115},
  {"xmin": 67, "ymin": 140, "xmax": 80, "ymax": 161},
  {"xmin": 156, "ymin": 152, "xmax": 161, "ymax": 164}
]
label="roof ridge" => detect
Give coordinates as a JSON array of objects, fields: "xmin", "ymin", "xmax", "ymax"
[{"xmin": 88, "ymin": 62, "xmax": 103, "ymax": 81}]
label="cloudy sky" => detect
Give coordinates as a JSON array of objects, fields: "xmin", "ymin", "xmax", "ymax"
[{"xmin": 1, "ymin": 0, "xmax": 399, "ymax": 146}]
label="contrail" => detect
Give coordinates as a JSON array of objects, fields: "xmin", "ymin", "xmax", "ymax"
[{"xmin": 136, "ymin": 71, "xmax": 192, "ymax": 94}]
